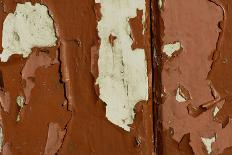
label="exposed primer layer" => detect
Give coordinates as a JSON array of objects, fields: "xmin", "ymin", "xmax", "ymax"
[
  {"xmin": 16, "ymin": 96, "xmax": 25, "ymax": 122},
  {"xmin": 175, "ymin": 88, "xmax": 186, "ymax": 102},
  {"xmin": 213, "ymin": 106, "xmax": 219, "ymax": 117},
  {"xmin": 201, "ymin": 136, "xmax": 215, "ymax": 154},
  {"xmin": 163, "ymin": 42, "xmax": 181, "ymax": 57},
  {"xmin": 158, "ymin": 0, "xmax": 163, "ymax": 9},
  {"xmin": 16, "ymin": 96, "xmax": 24, "ymax": 108},
  {"xmin": 1, "ymin": 2, "xmax": 57, "ymax": 62},
  {"xmin": 95, "ymin": 0, "xmax": 148, "ymax": 131}
]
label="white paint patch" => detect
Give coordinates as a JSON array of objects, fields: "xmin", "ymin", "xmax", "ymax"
[
  {"xmin": 175, "ymin": 88, "xmax": 186, "ymax": 102},
  {"xmin": 16, "ymin": 96, "xmax": 25, "ymax": 122},
  {"xmin": 1, "ymin": 2, "xmax": 57, "ymax": 62},
  {"xmin": 201, "ymin": 136, "xmax": 216, "ymax": 154},
  {"xmin": 95, "ymin": 0, "xmax": 148, "ymax": 131},
  {"xmin": 213, "ymin": 106, "xmax": 220, "ymax": 117},
  {"xmin": 158, "ymin": 0, "xmax": 163, "ymax": 9},
  {"xmin": 16, "ymin": 96, "xmax": 24, "ymax": 108},
  {"xmin": 163, "ymin": 42, "xmax": 181, "ymax": 57}
]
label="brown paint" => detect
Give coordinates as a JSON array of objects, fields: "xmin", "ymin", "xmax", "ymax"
[
  {"xmin": 129, "ymin": 9, "xmax": 145, "ymax": 50},
  {"xmin": 2, "ymin": 0, "xmax": 232, "ymax": 154},
  {"xmin": 0, "ymin": 0, "xmax": 153, "ymax": 155},
  {"xmin": 157, "ymin": 0, "xmax": 229, "ymax": 154}
]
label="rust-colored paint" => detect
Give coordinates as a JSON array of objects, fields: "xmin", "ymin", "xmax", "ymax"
[{"xmin": 0, "ymin": 0, "xmax": 232, "ymax": 154}]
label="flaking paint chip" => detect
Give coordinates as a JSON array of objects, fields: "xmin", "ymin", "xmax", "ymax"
[
  {"xmin": 213, "ymin": 106, "xmax": 220, "ymax": 117},
  {"xmin": 1, "ymin": 2, "xmax": 57, "ymax": 62},
  {"xmin": 158, "ymin": 0, "xmax": 163, "ymax": 9},
  {"xmin": 163, "ymin": 42, "xmax": 181, "ymax": 57},
  {"xmin": 201, "ymin": 136, "xmax": 216, "ymax": 154},
  {"xmin": 176, "ymin": 87, "xmax": 186, "ymax": 102}
]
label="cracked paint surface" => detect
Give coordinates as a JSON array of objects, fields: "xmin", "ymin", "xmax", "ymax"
[
  {"xmin": 0, "ymin": 0, "xmax": 153, "ymax": 154},
  {"xmin": 1, "ymin": 0, "xmax": 232, "ymax": 154},
  {"xmin": 160, "ymin": 0, "xmax": 225, "ymax": 154},
  {"xmin": 0, "ymin": 1, "xmax": 71, "ymax": 154}
]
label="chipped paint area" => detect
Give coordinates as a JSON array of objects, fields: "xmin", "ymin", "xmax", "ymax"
[
  {"xmin": 213, "ymin": 106, "xmax": 220, "ymax": 117},
  {"xmin": 16, "ymin": 96, "xmax": 24, "ymax": 108},
  {"xmin": 95, "ymin": 0, "xmax": 148, "ymax": 131},
  {"xmin": 16, "ymin": 96, "xmax": 25, "ymax": 122},
  {"xmin": 175, "ymin": 87, "xmax": 186, "ymax": 102},
  {"xmin": 201, "ymin": 136, "xmax": 216, "ymax": 154},
  {"xmin": 158, "ymin": 0, "xmax": 163, "ymax": 9},
  {"xmin": 163, "ymin": 42, "xmax": 181, "ymax": 57},
  {"xmin": 1, "ymin": 2, "xmax": 57, "ymax": 62}
]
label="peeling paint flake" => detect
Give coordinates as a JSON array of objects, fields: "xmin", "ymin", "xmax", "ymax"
[
  {"xmin": 44, "ymin": 123, "xmax": 66, "ymax": 155},
  {"xmin": 158, "ymin": 0, "xmax": 163, "ymax": 9},
  {"xmin": 1, "ymin": 2, "xmax": 57, "ymax": 62},
  {"xmin": 213, "ymin": 106, "xmax": 219, "ymax": 117},
  {"xmin": 163, "ymin": 42, "xmax": 181, "ymax": 57},
  {"xmin": 201, "ymin": 136, "xmax": 216, "ymax": 154},
  {"xmin": 95, "ymin": 0, "xmax": 148, "ymax": 131},
  {"xmin": 16, "ymin": 96, "xmax": 24, "ymax": 108},
  {"xmin": 16, "ymin": 96, "xmax": 25, "ymax": 122},
  {"xmin": 175, "ymin": 87, "xmax": 186, "ymax": 103}
]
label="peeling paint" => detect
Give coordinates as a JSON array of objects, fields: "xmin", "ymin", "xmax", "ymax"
[
  {"xmin": 163, "ymin": 42, "xmax": 181, "ymax": 57},
  {"xmin": 213, "ymin": 106, "xmax": 219, "ymax": 117},
  {"xmin": 95, "ymin": 0, "xmax": 148, "ymax": 131},
  {"xmin": 1, "ymin": 2, "xmax": 57, "ymax": 62},
  {"xmin": 175, "ymin": 87, "xmax": 186, "ymax": 102},
  {"xmin": 201, "ymin": 136, "xmax": 216, "ymax": 154},
  {"xmin": 158, "ymin": 0, "xmax": 163, "ymax": 9},
  {"xmin": 16, "ymin": 96, "xmax": 24, "ymax": 108},
  {"xmin": 16, "ymin": 96, "xmax": 24, "ymax": 122}
]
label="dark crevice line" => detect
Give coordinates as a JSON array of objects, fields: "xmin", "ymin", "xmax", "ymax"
[
  {"xmin": 151, "ymin": 0, "xmax": 163, "ymax": 154},
  {"xmin": 56, "ymin": 44, "xmax": 73, "ymax": 154}
]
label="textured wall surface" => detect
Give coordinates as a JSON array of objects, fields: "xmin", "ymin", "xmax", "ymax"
[
  {"xmin": 157, "ymin": 0, "xmax": 232, "ymax": 154},
  {"xmin": 0, "ymin": 0, "xmax": 232, "ymax": 155},
  {"xmin": 0, "ymin": 0, "xmax": 153, "ymax": 155}
]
